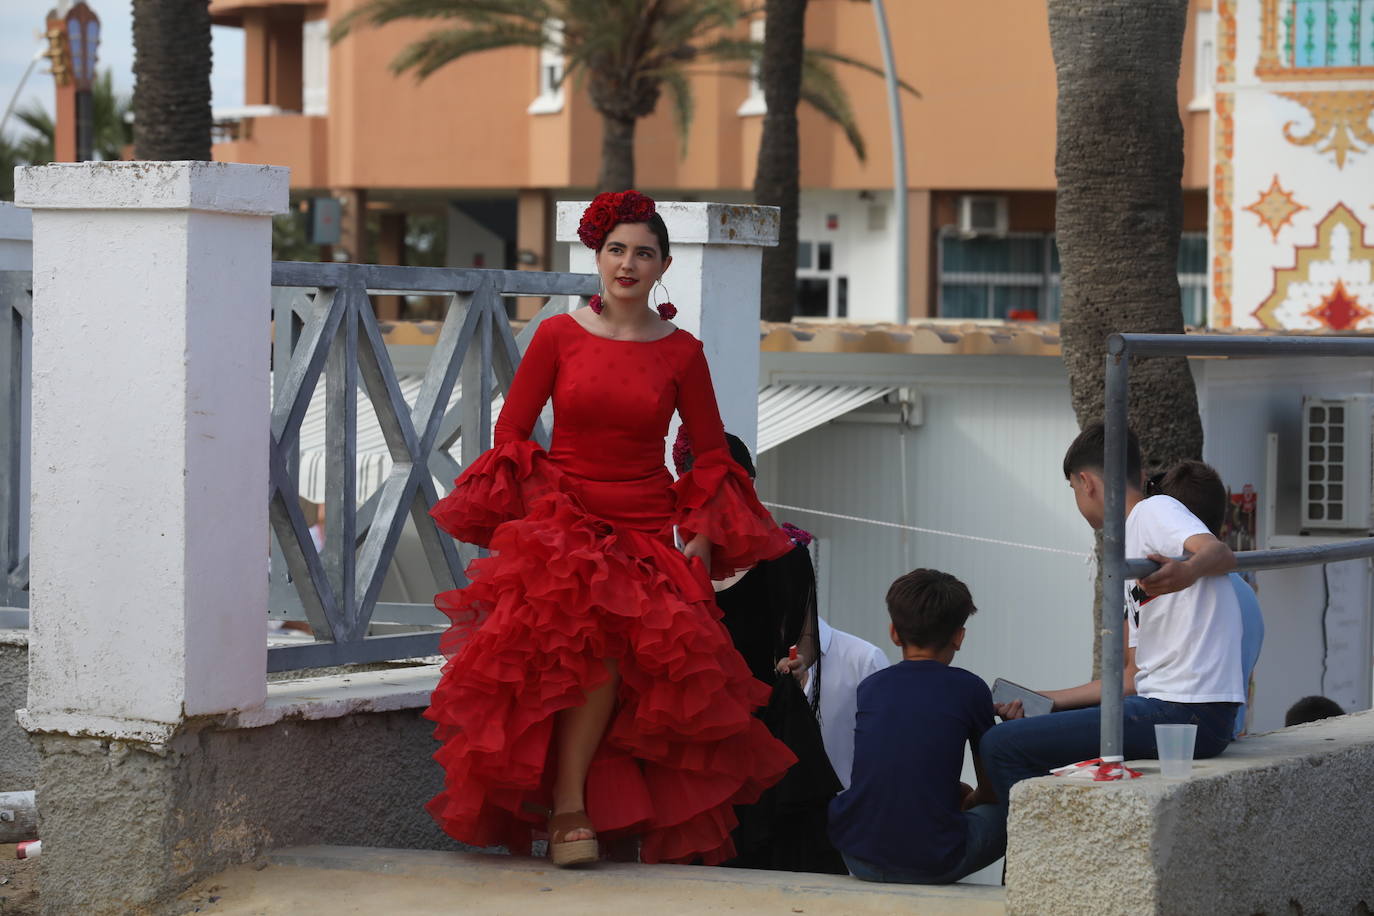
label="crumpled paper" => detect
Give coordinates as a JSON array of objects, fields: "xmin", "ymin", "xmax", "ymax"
[{"xmin": 1050, "ymin": 757, "xmax": 1143, "ymax": 782}]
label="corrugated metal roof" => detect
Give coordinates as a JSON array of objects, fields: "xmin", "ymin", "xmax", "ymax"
[
  {"xmin": 757, "ymin": 384, "xmax": 893, "ymax": 455},
  {"xmin": 290, "ymin": 376, "xmax": 488, "ymax": 505}
]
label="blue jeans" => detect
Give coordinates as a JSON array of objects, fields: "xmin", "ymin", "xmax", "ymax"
[
  {"xmin": 842, "ymin": 804, "xmax": 1006, "ymax": 885},
  {"xmin": 981, "ymin": 695, "xmax": 1238, "ymax": 810}
]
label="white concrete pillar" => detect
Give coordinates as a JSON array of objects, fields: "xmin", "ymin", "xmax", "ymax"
[
  {"xmin": 556, "ymin": 201, "xmax": 779, "ymax": 454},
  {"xmin": 15, "ymin": 162, "xmax": 288, "ymax": 740}
]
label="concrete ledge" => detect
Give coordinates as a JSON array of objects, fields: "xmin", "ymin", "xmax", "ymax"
[
  {"xmin": 556, "ymin": 200, "xmax": 781, "ymax": 247},
  {"xmin": 15, "ymin": 161, "xmax": 289, "ymax": 215},
  {"xmin": 226, "ymin": 664, "xmax": 440, "ymax": 729},
  {"xmin": 1007, "ymin": 710, "xmax": 1374, "ymax": 916},
  {"xmin": 185, "ymin": 845, "xmax": 1006, "ymax": 915},
  {"xmin": 16, "ymin": 665, "xmax": 440, "ymax": 748}
]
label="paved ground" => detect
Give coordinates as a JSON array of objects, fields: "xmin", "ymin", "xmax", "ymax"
[
  {"xmin": 0, "ymin": 844, "xmax": 38, "ymax": 916},
  {"xmin": 181, "ymin": 846, "xmax": 1006, "ymax": 916}
]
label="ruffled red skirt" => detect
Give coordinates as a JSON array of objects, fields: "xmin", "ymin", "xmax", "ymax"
[{"xmin": 424, "ymin": 441, "xmax": 796, "ymax": 864}]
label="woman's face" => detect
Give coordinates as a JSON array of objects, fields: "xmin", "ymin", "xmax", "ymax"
[{"xmin": 595, "ymin": 221, "xmax": 671, "ymax": 306}]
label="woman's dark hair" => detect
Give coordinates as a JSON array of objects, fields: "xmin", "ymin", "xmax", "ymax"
[
  {"xmin": 723, "ymin": 433, "xmax": 755, "ymax": 478},
  {"xmin": 886, "ymin": 568, "xmax": 977, "ymax": 650},
  {"xmin": 599, "ymin": 212, "xmax": 671, "ymax": 259}
]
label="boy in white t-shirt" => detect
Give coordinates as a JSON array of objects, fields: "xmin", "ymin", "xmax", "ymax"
[{"xmin": 981, "ymin": 423, "xmax": 1243, "ymax": 806}]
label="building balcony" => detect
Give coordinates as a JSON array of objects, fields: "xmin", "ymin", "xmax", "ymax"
[{"xmin": 213, "ymin": 108, "xmax": 330, "ymax": 189}]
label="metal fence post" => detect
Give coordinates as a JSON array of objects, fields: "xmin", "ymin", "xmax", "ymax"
[{"xmin": 1101, "ymin": 335, "xmax": 1131, "ymax": 761}]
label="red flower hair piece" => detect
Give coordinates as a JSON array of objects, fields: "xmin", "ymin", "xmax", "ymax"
[{"xmin": 578, "ymin": 190, "xmax": 658, "ymax": 250}]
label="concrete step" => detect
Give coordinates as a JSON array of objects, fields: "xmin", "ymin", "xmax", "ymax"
[{"xmin": 184, "ymin": 845, "xmax": 1007, "ymax": 915}]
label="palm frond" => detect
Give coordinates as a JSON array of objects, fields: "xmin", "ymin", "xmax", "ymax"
[
  {"xmin": 803, "ymin": 46, "xmax": 919, "ymax": 97},
  {"xmin": 331, "ymin": 0, "xmax": 549, "ymax": 44},
  {"xmin": 92, "ymin": 70, "xmax": 134, "ymax": 160},
  {"xmin": 390, "ymin": 22, "xmax": 547, "ymax": 79},
  {"xmin": 650, "ymin": 0, "xmax": 740, "ymax": 53},
  {"xmin": 13, "ymin": 103, "xmax": 53, "ymax": 140},
  {"xmin": 798, "ymin": 57, "xmax": 866, "ymax": 161}
]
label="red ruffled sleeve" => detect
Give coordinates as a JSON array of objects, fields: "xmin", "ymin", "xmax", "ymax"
[
  {"xmin": 669, "ymin": 341, "xmax": 792, "ymax": 579},
  {"xmin": 430, "ymin": 440, "xmax": 566, "ymax": 547},
  {"xmin": 430, "ymin": 317, "xmax": 564, "ymax": 547}
]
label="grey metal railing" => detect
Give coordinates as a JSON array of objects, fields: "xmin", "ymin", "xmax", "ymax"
[
  {"xmin": 0, "ymin": 271, "xmax": 30, "ymax": 628},
  {"xmin": 267, "ymin": 261, "xmax": 596, "ymax": 672},
  {"xmin": 1101, "ymin": 332, "xmax": 1374, "ymax": 760}
]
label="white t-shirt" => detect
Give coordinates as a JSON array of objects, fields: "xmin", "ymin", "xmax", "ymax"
[
  {"xmin": 806, "ymin": 618, "xmax": 890, "ymax": 789},
  {"xmin": 1125, "ymin": 495, "xmax": 1245, "ymax": 704}
]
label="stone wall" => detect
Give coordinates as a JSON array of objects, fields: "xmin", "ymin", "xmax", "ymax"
[
  {"xmin": 33, "ymin": 704, "xmax": 453, "ymax": 915},
  {"xmin": 1007, "ymin": 710, "xmax": 1374, "ymax": 915},
  {"xmin": 0, "ymin": 633, "xmax": 35, "ymax": 791}
]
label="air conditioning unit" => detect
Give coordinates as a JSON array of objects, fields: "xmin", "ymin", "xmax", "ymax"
[
  {"xmin": 957, "ymin": 195, "xmax": 1009, "ymax": 238},
  {"xmin": 1302, "ymin": 394, "xmax": 1374, "ymax": 531}
]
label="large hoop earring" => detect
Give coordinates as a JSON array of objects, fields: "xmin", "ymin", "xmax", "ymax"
[{"xmin": 652, "ymin": 280, "xmax": 677, "ymax": 321}]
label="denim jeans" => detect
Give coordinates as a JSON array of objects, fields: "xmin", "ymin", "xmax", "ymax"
[
  {"xmin": 842, "ymin": 804, "xmax": 1006, "ymax": 885},
  {"xmin": 981, "ymin": 695, "xmax": 1238, "ymax": 810}
]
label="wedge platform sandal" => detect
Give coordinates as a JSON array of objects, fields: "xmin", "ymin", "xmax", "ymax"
[{"xmin": 548, "ymin": 810, "xmax": 599, "ymax": 867}]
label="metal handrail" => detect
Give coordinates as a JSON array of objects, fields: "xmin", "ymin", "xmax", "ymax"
[
  {"xmin": 265, "ymin": 260, "xmax": 595, "ymax": 672},
  {"xmin": 1100, "ymin": 332, "xmax": 1374, "ymax": 761},
  {"xmin": 0, "ymin": 271, "xmax": 31, "ymax": 617}
]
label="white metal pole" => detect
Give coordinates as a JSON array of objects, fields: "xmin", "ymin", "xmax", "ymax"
[
  {"xmin": 871, "ymin": 0, "xmax": 909, "ymax": 323},
  {"xmin": 0, "ymin": 47, "xmax": 48, "ymax": 141}
]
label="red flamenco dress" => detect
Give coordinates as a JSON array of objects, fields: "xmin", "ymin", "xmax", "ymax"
[{"xmin": 424, "ymin": 313, "xmax": 796, "ymax": 864}]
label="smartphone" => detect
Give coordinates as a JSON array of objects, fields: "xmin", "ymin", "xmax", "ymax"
[{"xmin": 991, "ymin": 678, "xmax": 1054, "ymax": 717}]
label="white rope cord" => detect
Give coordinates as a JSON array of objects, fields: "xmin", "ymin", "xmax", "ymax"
[{"xmin": 762, "ymin": 501, "xmax": 1094, "ymax": 561}]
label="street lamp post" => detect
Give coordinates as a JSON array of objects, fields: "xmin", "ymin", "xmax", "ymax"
[
  {"xmin": 45, "ymin": 1, "xmax": 100, "ymax": 162},
  {"xmin": 870, "ymin": 0, "xmax": 908, "ymax": 323}
]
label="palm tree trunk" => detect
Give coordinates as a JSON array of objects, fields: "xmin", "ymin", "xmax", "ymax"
[
  {"xmin": 1051, "ymin": 0, "xmax": 1201, "ymax": 466},
  {"xmin": 132, "ymin": 0, "xmax": 213, "ymax": 160},
  {"xmin": 1050, "ymin": 0, "xmax": 1202, "ymax": 675},
  {"xmin": 597, "ymin": 114, "xmax": 636, "ymax": 192},
  {"xmin": 754, "ymin": 0, "xmax": 807, "ymax": 324}
]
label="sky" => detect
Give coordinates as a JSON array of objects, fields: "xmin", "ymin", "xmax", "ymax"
[{"xmin": 0, "ymin": 0, "xmax": 244, "ymax": 138}]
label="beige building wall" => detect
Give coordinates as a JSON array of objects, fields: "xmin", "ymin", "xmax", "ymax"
[{"xmin": 210, "ymin": 0, "xmax": 1217, "ymax": 321}]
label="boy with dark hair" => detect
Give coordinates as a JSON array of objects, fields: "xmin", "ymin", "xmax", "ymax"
[
  {"xmin": 1154, "ymin": 459, "xmax": 1265, "ymax": 737},
  {"xmin": 828, "ymin": 569, "xmax": 1005, "ymax": 885},
  {"xmin": 983, "ymin": 422, "xmax": 1243, "ymax": 806}
]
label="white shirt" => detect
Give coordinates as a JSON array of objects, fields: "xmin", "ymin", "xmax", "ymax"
[
  {"xmin": 806, "ymin": 618, "xmax": 890, "ymax": 789},
  {"xmin": 1126, "ymin": 495, "xmax": 1245, "ymax": 704}
]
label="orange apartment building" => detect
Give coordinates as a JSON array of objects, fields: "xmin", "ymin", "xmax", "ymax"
[{"xmin": 209, "ymin": 0, "xmax": 1217, "ymax": 323}]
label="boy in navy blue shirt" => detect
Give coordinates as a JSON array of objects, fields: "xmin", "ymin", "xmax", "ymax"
[{"xmin": 828, "ymin": 569, "xmax": 1004, "ymax": 884}]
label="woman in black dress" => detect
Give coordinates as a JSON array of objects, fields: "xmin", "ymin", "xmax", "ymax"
[{"xmin": 674, "ymin": 430, "xmax": 847, "ymax": 874}]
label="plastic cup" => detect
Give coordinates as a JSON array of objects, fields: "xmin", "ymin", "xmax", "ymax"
[{"xmin": 1154, "ymin": 723, "xmax": 1198, "ymax": 779}]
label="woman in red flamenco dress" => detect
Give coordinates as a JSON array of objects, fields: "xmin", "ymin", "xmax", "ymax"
[{"xmin": 424, "ymin": 191, "xmax": 797, "ymax": 868}]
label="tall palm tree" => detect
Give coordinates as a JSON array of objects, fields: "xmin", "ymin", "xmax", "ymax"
[
  {"xmin": 12, "ymin": 71, "xmax": 134, "ymax": 164},
  {"xmin": 331, "ymin": 0, "xmax": 881, "ymax": 193},
  {"xmin": 754, "ymin": 0, "xmax": 807, "ymax": 324},
  {"xmin": 132, "ymin": 0, "xmax": 213, "ymax": 160},
  {"xmin": 1048, "ymin": 0, "xmax": 1202, "ymax": 672},
  {"xmin": 753, "ymin": 0, "xmax": 915, "ymax": 322}
]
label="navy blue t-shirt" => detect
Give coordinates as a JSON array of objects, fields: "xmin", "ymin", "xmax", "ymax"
[{"xmin": 828, "ymin": 660, "xmax": 995, "ymax": 875}]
